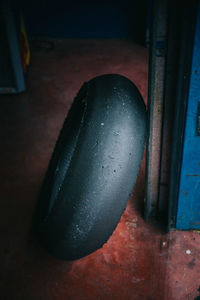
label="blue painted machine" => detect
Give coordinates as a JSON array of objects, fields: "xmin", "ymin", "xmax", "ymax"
[{"xmin": 146, "ymin": 0, "xmax": 200, "ymax": 230}]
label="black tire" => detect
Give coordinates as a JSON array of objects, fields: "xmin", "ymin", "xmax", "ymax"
[{"xmin": 34, "ymin": 74, "xmax": 147, "ymax": 260}]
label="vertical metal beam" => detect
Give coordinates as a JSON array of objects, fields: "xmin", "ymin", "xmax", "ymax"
[
  {"xmin": 158, "ymin": 1, "xmax": 182, "ymax": 221},
  {"xmin": 145, "ymin": 0, "xmax": 168, "ymax": 219}
]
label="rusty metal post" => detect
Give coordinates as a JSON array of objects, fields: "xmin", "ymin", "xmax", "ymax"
[{"xmin": 145, "ymin": 0, "xmax": 168, "ymax": 219}]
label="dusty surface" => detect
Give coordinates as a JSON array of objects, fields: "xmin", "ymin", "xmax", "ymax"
[{"xmin": 0, "ymin": 39, "xmax": 200, "ymax": 300}]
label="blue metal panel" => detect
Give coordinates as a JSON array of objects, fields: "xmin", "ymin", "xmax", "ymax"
[
  {"xmin": 1, "ymin": 0, "xmax": 26, "ymax": 93},
  {"xmin": 176, "ymin": 1, "xmax": 200, "ymax": 229}
]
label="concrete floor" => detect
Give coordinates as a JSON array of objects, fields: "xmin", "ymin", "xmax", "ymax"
[{"xmin": 0, "ymin": 39, "xmax": 200, "ymax": 300}]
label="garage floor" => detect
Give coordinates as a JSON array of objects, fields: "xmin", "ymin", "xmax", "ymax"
[{"xmin": 0, "ymin": 39, "xmax": 200, "ymax": 300}]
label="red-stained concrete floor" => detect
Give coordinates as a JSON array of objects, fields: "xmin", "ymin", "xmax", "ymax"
[{"xmin": 0, "ymin": 39, "xmax": 200, "ymax": 300}]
